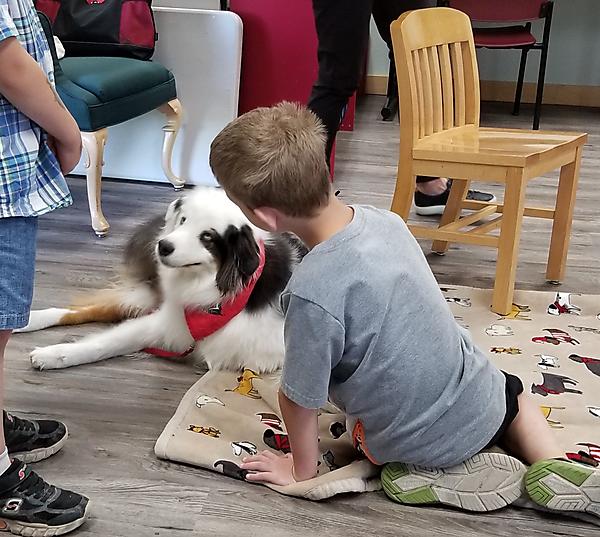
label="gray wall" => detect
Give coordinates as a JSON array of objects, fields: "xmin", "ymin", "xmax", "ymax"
[{"xmin": 367, "ymin": 0, "xmax": 600, "ymax": 86}]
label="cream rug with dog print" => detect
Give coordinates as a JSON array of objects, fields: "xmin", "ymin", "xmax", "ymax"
[{"xmin": 155, "ymin": 286, "xmax": 600, "ymax": 500}]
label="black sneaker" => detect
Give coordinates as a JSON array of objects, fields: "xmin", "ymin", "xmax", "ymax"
[
  {"xmin": 414, "ymin": 180, "xmax": 496, "ymax": 216},
  {"xmin": 0, "ymin": 459, "xmax": 89, "ymax": 535},
  {"xmin": 4, "ymin": 412, "xmax": 68, "ymax": 464}
]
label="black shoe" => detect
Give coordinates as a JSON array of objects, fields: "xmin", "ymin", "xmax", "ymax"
[
  {"xmin": 414, "ymin": 180, "xmax": 496, "ymax": 216},
  {"xmin": 380, "ymin": 96, "xmax": 398, "ymax": 122},
  {"xmin": 4, "ymin": 412, "xmax": 68, "ymax": 464},
  {"xmin": 0, "ymin": 459, "xmax": 89, "ymax": 536}
]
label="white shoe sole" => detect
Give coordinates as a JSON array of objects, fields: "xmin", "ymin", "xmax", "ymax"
[
  {"xmin": 382, "ymin": 451, "xmax": 527, "ymax": 512},
  {"xmin": 10, "ymin": 428, "xmax": 68, "ymax": 464},
  {"xmin": 0, "ymin": 500, "xmax": 90, "ymax": 536},
  {"xmin": 414, "ymin": 194, "xmax": 497, "ymax": 217},
  {"xmin": 526, "ymin": 459, "xmax": 600, "ymax": 517}
]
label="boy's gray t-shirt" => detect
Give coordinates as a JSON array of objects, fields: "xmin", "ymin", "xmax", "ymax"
[{"xmin": 280, "ymin": 205, "xmax": 506, "ymax": 468}]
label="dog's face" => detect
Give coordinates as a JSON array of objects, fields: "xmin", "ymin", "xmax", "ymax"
[{"xmin": 157, "ymin": 188, "xmax": 263, "ymax": 295}]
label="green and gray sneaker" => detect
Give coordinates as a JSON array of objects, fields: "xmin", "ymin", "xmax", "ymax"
[
  {"xmin": 525, "ymin": 459, "xmax": 600, "ymax": 517},
  {"xmin": 4, "ymin": 412, "xmax": 68, "ymax": 464},
  {"xmin": 0, "ymin": 459, "xmax": 89, "ymax": 535},
  {"xmin": 382, "ymin": 452, "xmax": 527, "ymax": 512}
]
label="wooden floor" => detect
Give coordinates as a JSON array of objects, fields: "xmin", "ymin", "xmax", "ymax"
[{"xmin": 6, "ymin": 98, "xmax": 600, "ymax": 536}]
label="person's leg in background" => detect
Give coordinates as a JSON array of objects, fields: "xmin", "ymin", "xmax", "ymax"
[
  {"xmin": 307, "ymin": 0, "xmax": 373, "ymax": 164},
  {"xmin": 0, "ymin": 216, "xmax": 88, "ymax": 535},
  {"xmin": 372, "ymin": 0, "xmax": 496, "ymax": 215}
]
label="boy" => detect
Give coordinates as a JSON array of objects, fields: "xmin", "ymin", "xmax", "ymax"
[
  {"xmin": 0, "ymin": 0, "xmax": 89, "ymax": 533},
  {"xmin": 209, "ymin": 102, "xmax": 600, "ymax": 517}
]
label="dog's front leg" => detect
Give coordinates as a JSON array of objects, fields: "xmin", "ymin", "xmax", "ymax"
[{"xmin": 30, "ymin": 307, "xmax": 192, "ymax": 370}]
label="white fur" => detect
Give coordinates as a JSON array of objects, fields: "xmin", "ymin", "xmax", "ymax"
[
  {"xmin": 29, "ymin": 188, "xmax": 284, "ymax": 373},
  {"xmin": 15, "ymin": 308, "xmax": 74, "ymax": 333}
]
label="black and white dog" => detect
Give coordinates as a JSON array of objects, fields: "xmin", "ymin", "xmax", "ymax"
[{"xmin": 20, "ymin": 188, "xmax": 306, "ymax": 372}]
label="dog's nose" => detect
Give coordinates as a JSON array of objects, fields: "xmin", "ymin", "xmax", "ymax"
[{"xmin": 158, "ymin": 239, "xmax": 175, "ymax": 257}]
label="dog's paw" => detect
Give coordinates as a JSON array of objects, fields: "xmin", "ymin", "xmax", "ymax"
[{"xmin": 30, "ymin": 344, "xmax": 76, "ymax": 370}]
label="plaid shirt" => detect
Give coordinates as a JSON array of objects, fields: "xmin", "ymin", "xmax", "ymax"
[{"xmin": 0, "ymin": 0, "xmax": 72, "ymax": 218}]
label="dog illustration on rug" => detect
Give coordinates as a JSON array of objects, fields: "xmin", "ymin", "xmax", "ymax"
[
  {"xmin": 195, "ymin": 395, "xmax": 225, "ymax": 409},
  {"xmin": 531, "ymin": 372, "xmax": 582, "ymax": 397},
  {"xmin": 547, "ymin": 292, "xmax": 582, "ymax": 316},
  {"xmin": 532, "ymin": 328, "xmax": 580, "ymax": 346},
  {"xmin": 569, "ymin": 354, "xmax": 600, "ymax": 377},
  {"xmin": 214, "ymin": 460, "xmax": 248, "ymax": 480},
  {"xmin": 485, "ymin": 324, "xmax": 514, "ymax": 337},
  {"xmin": 540, "ymin": 406, "xmax": 565, "ymax": 429},
  {"xmin": 256, "ymin": 413, "xmax": 284, "ymax": 432},
  {"xmin": 566, "ymin": 443, "xmax": 600, "ymax": 467},
  {"xmin": 536, "ymin": 354, "xmax": 559, "ymax": 370},
  {"xmin": 497, "ymin": 303, "xmax": 531, "ymax": 321},
  {"xmin": 587, "ymin": 406, "xmax": 600, "ymax": 419},
  {"xmin": 226, "ymin": 369, "xmax": 261, "ymax": 399},
  {"xmin": 490, "ymin": 347, "xmax": 522, "ymax": 355}
]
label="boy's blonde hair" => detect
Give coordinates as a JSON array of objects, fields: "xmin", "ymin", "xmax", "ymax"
[{"xmin": 209, "ymin": 102, "xmax": 330, "ymax": 217}]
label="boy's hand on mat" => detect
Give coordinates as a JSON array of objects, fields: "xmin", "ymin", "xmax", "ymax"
[{"xmin": 241, "ymin": 451, "xmax": 295, "ymax": 486}]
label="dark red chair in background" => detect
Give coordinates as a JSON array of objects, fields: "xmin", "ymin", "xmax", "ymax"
[{"xmin": 438, "ymin": 0, "xmax": 554, "ymax": 130}]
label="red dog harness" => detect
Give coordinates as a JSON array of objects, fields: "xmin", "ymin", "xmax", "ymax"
[{"xmin": 145, "ymin": 241, "xmax": 266, "ymax": 358}]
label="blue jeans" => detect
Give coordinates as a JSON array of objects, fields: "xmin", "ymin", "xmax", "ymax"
[{"xmin": 0, "ymin": 217, "xmax": 38, "ymax": 330}]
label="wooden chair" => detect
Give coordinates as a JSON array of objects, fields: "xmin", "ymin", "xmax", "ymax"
[{"xmin": 389, "ymin": 7, "xmax": 587, "ymax": 315}]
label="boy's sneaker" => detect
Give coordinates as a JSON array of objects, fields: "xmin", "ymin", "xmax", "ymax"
[
  {"xmin": 382, "ymin": 451, "xmax": 527, "ymax": 512},
  {"xmin": 525, "ymin": 458, "xmax": 600, "ymax": 517},
  {"xmin": 414, "ymin": 181, "xmax": 496, "ymax": 216},
  {"xmin": 4, "ymin": 412, "xmax": 68, "ymax": 464},
  {"xmin": 0, "ymin": 459, "xmax": 89, "ymax": 536}
]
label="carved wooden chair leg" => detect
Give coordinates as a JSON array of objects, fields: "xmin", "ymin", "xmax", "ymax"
[
  {"xmin": 81, "ymin": 129, "xmax": 110, "ymax": 237},
  {"xmin": 158, "ymin": 99, "xmax": 185, "ymax": 190}
]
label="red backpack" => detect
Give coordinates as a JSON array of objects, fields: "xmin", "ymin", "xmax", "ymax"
[{"xmin": 36, "ymin": 0, "xmax": 157, "ymax": 60}]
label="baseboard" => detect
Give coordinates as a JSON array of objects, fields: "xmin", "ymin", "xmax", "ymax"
[
  {"xmin": 365, "ymin": 75, "xmax": 389, "ymax": 96},
  {"xmin": 365, "ymin": 75, "xmax": 600, "ymax": 108}
]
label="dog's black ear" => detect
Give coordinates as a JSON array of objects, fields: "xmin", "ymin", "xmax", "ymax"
[{"xmin": 216, "ymin": 225, "xmax": 260, "ymax": 295}]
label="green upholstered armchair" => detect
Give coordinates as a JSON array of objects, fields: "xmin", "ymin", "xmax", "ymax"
[{"xmin": 38, "ymin": 12, "xmax": 184, "ymax": 236}]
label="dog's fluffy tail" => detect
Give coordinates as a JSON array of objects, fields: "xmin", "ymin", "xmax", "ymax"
[{"xmin": 15, "ymin": 285, "xmax": 157, "ymax": 333}]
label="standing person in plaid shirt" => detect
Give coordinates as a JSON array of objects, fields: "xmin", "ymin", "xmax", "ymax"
[{"xmin": 0, "ymin": 0, "xmax": 89, "ymax": 533}]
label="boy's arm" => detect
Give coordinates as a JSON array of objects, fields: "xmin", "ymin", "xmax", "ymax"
[
  {"xmin": 241, "ymin": 294, "xmax": 344, "ymax": 486},
  {"xmin": 0, "ymin": 37, "xmax": 81, "ymax": 171},
  {"xmin": 278, "ymin": 389, "xmax": 319, "ymax": 480},
  {"xmin": 241, "ymin": 391, "xmax": 319, "ymax": 485}
]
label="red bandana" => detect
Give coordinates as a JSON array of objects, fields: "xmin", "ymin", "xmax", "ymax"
[{"xmin": 145, "ymin": 241, "xmax": 266, "ymax": 358}]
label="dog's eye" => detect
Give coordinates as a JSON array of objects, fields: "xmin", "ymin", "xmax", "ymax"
[
  {"xmin": 179, "ymin": 216, "xmax": 187, "ymax": 225},
  {"xmin": 200, "ymin": 231, "xmax": 213, "ymax": 243}
]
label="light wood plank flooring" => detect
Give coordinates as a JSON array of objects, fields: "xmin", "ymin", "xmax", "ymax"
[{"xmin": 5, "ymin": 98, "xmax": 600, "ymax": 536}]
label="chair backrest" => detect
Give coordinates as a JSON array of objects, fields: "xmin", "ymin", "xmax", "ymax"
[
  {"xmin": 391, "ymin": 7, "xmax": 480, "ymax": 150},
  {"xmin": 37, "ymin": 11, "xmax": 62, "ymax": 75},
  {"xmin": 443, "ymin": 0, "xmax": 546, "ymax": 22}
]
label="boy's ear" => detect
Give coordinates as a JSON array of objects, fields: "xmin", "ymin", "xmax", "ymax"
[{"xmin": 253, "ymin": 207, "xmax": 279, "ymax": 232}]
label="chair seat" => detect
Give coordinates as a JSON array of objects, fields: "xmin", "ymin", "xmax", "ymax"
[
  {"xmin": 413, "ymin": 127, "xmax": 586, "ymax": 168},
  {"xmin": 473, "ymin": 26, "xmax": 537, "ymax": 48},
  {"xmin": 56, "ymin": 57, "xmax": 177, "ymax": 132}
]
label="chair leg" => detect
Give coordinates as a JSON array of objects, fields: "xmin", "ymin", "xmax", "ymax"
[
  {"xmin": 533, "ymin": 4, "xmax": 553, "ymax": 130},
  {"xmin": 492, "ymin": 170, "xmax": 526, "ymax": 315},
  {"xmin": 546, "ymin": 145, "xmax": 582, "ymax": 283},
  {"xmin": 432, "ymin": 179, "xmax": 470, "ymax": 254},
  {"xmin": 390, "ymin": 165, "xmax": 417, "ymax": 221},
  {"xmin": 158, "ymin": 98, "xmax": 185, "ymax": 190},
  {"xmin": 512, "ymin": 48, "xmax": 529, "ymax": 116},
  {"xmin": 81, "ymin": 129, "xmax": 109, "ymax": 237}
]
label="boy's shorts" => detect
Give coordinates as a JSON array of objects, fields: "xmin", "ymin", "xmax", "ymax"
[
  {"xmin": 484, "ymin": 371, "xmax": 524, "ymax": 449},
  {"xmin": 0, "ymin": 217, "xmax": 38, "ymax": 330}
]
